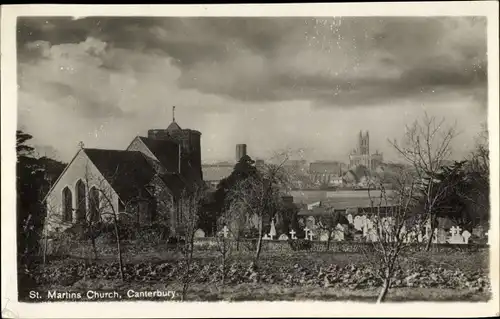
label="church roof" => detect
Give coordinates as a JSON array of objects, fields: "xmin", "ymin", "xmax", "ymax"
[
  {"xmin": 166, "ymin": 121, "xmax": 182, "ymax": 132},
  {"xmin": 84, "ymin": 149, "xmax": 156, "ymax": 203},
  {"xmin": 138, "ymin": 137, "xmax": 180, "ymax": 173},
  {"xmin": 159, "ymin": 173, "xmax": 186, "ymax": 198}
]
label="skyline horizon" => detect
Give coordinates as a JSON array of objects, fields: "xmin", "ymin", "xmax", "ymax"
[{"xmin": 22, "ymin": 119, "xmax": 481, "ymax": 167}]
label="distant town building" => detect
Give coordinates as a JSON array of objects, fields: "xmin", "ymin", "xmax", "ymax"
[
  {"xmin": 309, "ymin": 160, "xmax": 347, "ymax": 186},
  {"xmin": 349, "ymin": 131, "xmax": 384, "ymax": 170}
]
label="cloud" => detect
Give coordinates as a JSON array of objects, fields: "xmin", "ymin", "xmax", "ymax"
[
  {"xmin": 16, "ymin": 16, "xmax": 488, "ymax": 163},
  {"xmin": 18, "ymin": 17, "xmax": 487, "ymax": 107}
]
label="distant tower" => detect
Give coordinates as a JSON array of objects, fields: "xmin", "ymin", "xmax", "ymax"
[{"xmin": 235, "ymin": 144, "xmax": 247, "ymax": 162}]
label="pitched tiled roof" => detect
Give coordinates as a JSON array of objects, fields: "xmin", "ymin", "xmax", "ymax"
[
  {"xmin": 84, "ymin": 149, "xmax": 156, "ymax": 203},
  {"xmin": 159, "ymin": 172, "xmax": 186, "ymax": 198},
  {"xmin": 138, "ymin": 137, "xmax": 180, "ymax": 173},
  {"xmin": 202, "ymin": 164, "xmax": 234, "ymax": 182}
]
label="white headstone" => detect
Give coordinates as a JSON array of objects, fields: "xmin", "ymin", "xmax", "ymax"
[
  {"xmin": 221, "ymin": 226, "xmax": 229, "ymax": 238},
  {"xmin": 263, "ymin": 234, "xmax": 271, "ymax": 240},
  {"xmin": 269, "ymin": 219, "xmax": 277, "ymax": 239},
  {"xmin": 308, "ymin": 231, "xmax": 315, "ymax": 241},
  {"xmin": 194, "ymin": 229, "xmax": 205, "ymax": 238},
  {"xmin": 333, "ymin": 229, "xmax": 344, "ymax": 241},
  {"xmin": 417, "ymin": 232, "xmax": 423, "ymax": 243},
  {"xmin": 289, "ymin": 229, "xmax": 297, "ymax": 240},
  {"xmin": 437, "ymin": 228, "xmax": 447, "ymax": 244},
  {"xmin": 448, "ymin": 226, "xmax": 464, "ymax": 244},
  {"xmin": 319, "ymin": 231, "xmax": 330, "ymax": 242},
  {"xmin": 354, "ymin": 216, "xmax": 364, "ymax": 230},
  {"xmin": 462, "ymin": 230, "xmax": 471, "ymax": 244},
  {"xmin": 347, "ymin": 214, "xmax": 354, "ymax": 224},
  {"xmin": 279, "ymin": 234, "xmax": 289, "ymax": 241},
  {"xmin": 304, "ymin": 227, "xmax": 310, "ymax": 240}
]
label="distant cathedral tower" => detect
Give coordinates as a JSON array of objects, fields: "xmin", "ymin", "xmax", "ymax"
[
  {"xmin": 358, "ymin": 131, "xmax": 370, "ymax": 155},
  {"xmin": 349, "ymin": 131, "xmax": 382, "ymax": 170}
]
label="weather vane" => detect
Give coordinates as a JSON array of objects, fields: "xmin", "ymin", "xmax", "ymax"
[
  {"xmin": 172, "ymin": 105, "xmax": 176, "ymax": 122},
  {"xmin": 78, "ymin": 141, "xmax": 85, "ymax": 149}
]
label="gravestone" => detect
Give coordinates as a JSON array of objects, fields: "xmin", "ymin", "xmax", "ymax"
[
  {"xmin": 308, "ymin": 231, "xmax": 315, "ymax": 241},
  {"xmin": 304, "ymin": 227, "xmax": 311, "ymax": 240},
  {"xmin": 263, "ymin": 234, "xmax": 271, "ymax": 240},
  {"xmin": 306, "ymin": 216, "xmax": 316, "ymax": 229},
  {"xmin": 347, "ymin": 214, "xmax": 354, "ymax": 225},
  {"xmin": 194, "ymin": 229, "xmax": 205, "ymax": 238},
  {"xmin": 219, "ymin": 225, "xmax": 230, "ymax": 238},
  {"xmin": 289, "ymin": 229, "xmax": 297, "ymax": 240},
  {"xmin": 436, "ymin": 228, "xmax": 447, "ymax": 244},
  {"xmin": 417, "ymin": 230, "xmax": 424, "ymax": 243},
  {"xmin": 269, "ymin": 219, "xmax": 277, "ymax": 240},
  {"xmin": 333, "ymin": 229, "xmax": 344, "ymax": 241},
  {"xmin": 473, "ymin": 225, "xmax": 485, "ymax": 238},
  {"xmin": 354, "ymin": 216, "xmax": 364, "ymax": 231},
  {"xmin": 406, "ymin": 230, "xmax": 416, "ymax": 243},
  {"xmin": 448, "ymin": 226, "xmax": 464, "ymax": 244},
  {"xmin": 319, "ymin": 231, "xmax": 330, "ymax": 242},
  {"xmin": 462, "ymin": 230, "xmax": 471, "ymax": 244},
  {"xmin": 279, "ymin": 234, "xmax": 289, "ymax": 241}
]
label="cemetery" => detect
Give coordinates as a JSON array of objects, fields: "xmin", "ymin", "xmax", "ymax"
[{"xmin": 26, "ymin": 196, "xmax": 490, "ymax": 302}]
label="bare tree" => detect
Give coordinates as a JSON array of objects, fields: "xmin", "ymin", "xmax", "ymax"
[
  {"xmin": 317, "ymin": 209, "xmax": 348, "ymax": 251},
  {"xmin": 362, "ymin": 168, "xmax": 419, "ymax": 303},
  {"xmin": 177, "ymin": 183, "xmax": 204, "ymax": 301},
  {"xmin": 214, "ymin": 209, "xmax": 235, "ymax": 289},
  {"xmin": 227, "ymin": 158, "xmax": 289, "ymax": 266},
  {"xmin": 390, "ymin": 112, "xmax": 458, "ymax": 251}
]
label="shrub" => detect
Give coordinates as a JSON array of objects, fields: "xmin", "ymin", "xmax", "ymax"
[
  {"xmin": 135, "ymin": 223, "xmax": 170, "ymax": 244},
  {"xmin": 288, "ymin": 239, "xmax": 312, "ymax": 251}
]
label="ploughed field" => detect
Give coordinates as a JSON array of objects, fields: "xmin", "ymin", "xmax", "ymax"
[{"xmin": 19, "ymin": 249, "xmax": 491, "ymax": 302}]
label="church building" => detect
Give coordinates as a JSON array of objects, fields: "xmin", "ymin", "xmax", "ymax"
[{"xmin": 43, "ymin": 107, "xmax": 203, "ymax": 236}]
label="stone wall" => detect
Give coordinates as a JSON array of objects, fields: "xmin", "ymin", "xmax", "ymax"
[{"xmin": 45, "ymin": 237, "xmax": 489, "ymax": 259}]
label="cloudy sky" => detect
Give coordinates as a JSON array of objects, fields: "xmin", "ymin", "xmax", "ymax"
[{"xmin": 17, "ymin": 16, "xmax": 487, "ymax": 163}]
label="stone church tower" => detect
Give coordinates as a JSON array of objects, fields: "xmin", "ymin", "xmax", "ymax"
[{"xmin": 147, "ymin": 106, "xmax": 203, "ymax": 182}]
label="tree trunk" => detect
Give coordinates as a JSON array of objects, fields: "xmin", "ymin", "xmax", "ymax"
[
  {"xmin": 182, "ymin": 247, "xmax": 192, "ymax": 300},
  {"xmin": 113, "ymin": 217, "xmax": 124, "ymax": 281},
  {"xmin": 90, "ymin": 235, "xmax": 98, "ymax": 261},
  {"xmin": 222, "ymin": 238, "xmax": 226, "ymax": 287},
  {"xmin": 425, "ymin": 215, "xmax": 437, "ymax": 251},
  {"xmin": 254, "ymin": 216, "xmax": 263, "ymax": 263},
  {"xmin": 43, "ymin": 231, "xmax": 48, "ymax": 265},
  {"xmin": 377, "ymin": 277, "xmax": 391, "ymax": 303},
  {"xmin": 326, "ymin": 231, "xmax": 332, "ymax": 251}
]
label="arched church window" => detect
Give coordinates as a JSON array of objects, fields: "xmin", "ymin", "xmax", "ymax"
[
  {"xmin": 62, "ymin": 187, "xmax": 73, "ymax": 222},
  {"xmin": 89, "ymin": 187, "xmax": 100, "ymax": 223},
  {"xmin": 76, "ymin": 180, "xmax": 87, "ymax": 221}
]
